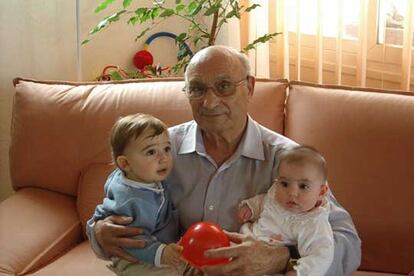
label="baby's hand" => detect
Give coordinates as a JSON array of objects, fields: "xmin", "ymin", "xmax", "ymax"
[
  {"xmin": 238, "ymin": 203, "xmax": 253, "ymax": 223},
  {"xmin": 285, "ymin": 270, "xmax": 297, "ymax": 276},
  {"xmin": 161, "ymin": 243, "xmax": 184, "ymax": 267}
]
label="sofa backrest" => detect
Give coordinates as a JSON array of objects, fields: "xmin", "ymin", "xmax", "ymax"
[
  {"xmin": 286, "ymin": 81, "xmax": 414, "ymax": 274},
  {"xmin": 11, "ymin": 78, "xmax": 288, "ymax": 230}
]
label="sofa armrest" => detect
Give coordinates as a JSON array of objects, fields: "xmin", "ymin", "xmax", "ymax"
[{"xmin": 0, "ymin": 188, "xmax": 82, "ymax": 275}]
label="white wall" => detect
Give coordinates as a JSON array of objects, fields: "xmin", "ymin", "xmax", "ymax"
[
  {"xmin": 80, "ymin": 1, "xmax": 192, "ymax": 81},
  {"xmin": 0, "ymin": 1, "xmax": 78, "ymax": 201},
  {"xmin": 0, "ymin": 0, "xmax": 198, "ymax": 201}
]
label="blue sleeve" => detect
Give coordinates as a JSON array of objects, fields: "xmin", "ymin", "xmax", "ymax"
[
  {"xmin": 85, "ymin": 170, "xmax": 120, "ymax": 259},
  {"xmin": 114, "ymin": 200, "xmax": 162, "ymax": 265},
  {"xmin": 91, "ymin": 171, "xmax": 118, "ymax": 221}
]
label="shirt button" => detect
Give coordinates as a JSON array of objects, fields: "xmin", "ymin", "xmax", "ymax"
[{"xmin": 208, "ymin": 205, "xmax": 214, "ymax": 211}]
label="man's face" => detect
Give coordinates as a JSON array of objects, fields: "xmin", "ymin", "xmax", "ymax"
[{"xmin": 185, "ymin": 52, "xmax": 253, "ymax": 135}]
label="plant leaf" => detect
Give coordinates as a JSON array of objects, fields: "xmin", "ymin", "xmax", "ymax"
[
  {"xmin": 176, "ymin": 32, "xmax": 187, "ymax": 42},
  {"xmin": 225, "ymin": 9, "xmax": 238, "ymax": 19},
  {"xmin": 175, "ymin": 3, "xmax": 185, "ymax": 13},
  {"xmin": 187, "ymin": 1, "xmax": 202, "ymax": 16},
  {"xmin": 242, "ymin": 32, "xmax": 282, "ymax": 52},
  {"xmin": 122, "ymin": 0, "xmax": 132, "ymax": 8},
  {"xmin": 142, "ymin": 9, "xmax": 153, "ymax": 22},
  {"xmin": 108, "ymin": 10, "xmax": 126, "ymax": 22},
  {"xmin": 245, "ymin": 3, "xmax": 260, "ymax": 12},
  {"xmin": 177, "ymin": 45, "xmax": 190, "ymax": 60},
  {"xmin": 150, "ymin": 7, "xmax": 161, "ymax": 19},
  {"xmin": 134, "ymin": 8, "xmax": 154, "ymax": 23},
  {"xmin": 110, "ymin": 71, "xmax": 124, "ymax": 80},
  {"xmin": 204, "ymin": 4, "xmax": 220, "ymax": 16},
  {"xmin": 192, "ymin": 34, "xmax": 204, "ymax": 46},
  {"xmin": 81, "ymin": 39, "xmax": 91, "ymax": 45},
  {"xmin": 134, "ymin": 8, "xmax": 146, "ymax": 23},
  {"xmin": 135, "ymin": 7, "xmax": 147, "ymax": 15},
  {"xmin": 135, "ymin": 27, "xmax": 151, "ymax": 41},
  {"xmin": 160, "ymin": 8, "xmax": 175, "ymax": 17},
  {"xmin": 128, "ymin": 15, "xmax": 139, "ymax": 25},
  {"xmin": 95, "ymin": 0, "xmax": 116, "ymax": 13},
  {"xmin": 89, "ymin": 10, "xmax": 126, "ymax": 35}
]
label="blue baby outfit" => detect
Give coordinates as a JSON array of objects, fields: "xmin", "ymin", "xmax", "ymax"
[{"xmin": 92, "ymin": 169, "xmax": 179, "ymax": 265}]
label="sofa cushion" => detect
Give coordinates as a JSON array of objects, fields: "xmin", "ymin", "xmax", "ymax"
[
  {"xmin": 248, "ymin": 78, "xmax": 288, "ymax": 134},
  {"xmin": 11, "ymin": 78, "xmax": 288, "ymax": 197},
  {"xmin": 0, "ymin": 188, "xmax": 81, "ymax": 275},
  {"xmin": 11, "ymin": 78, "xmax": 192, "ymax": 196},
  {"xmin": 286, "ymin": 81, "xmax": 414, "ymax": 274},
  {"xmin": 31, "ymin": 241, "xmax": 113, "ymax": 276},
  {"xmin": 77, "ymin": 163, "xmax": 115, "ymax": 235}
]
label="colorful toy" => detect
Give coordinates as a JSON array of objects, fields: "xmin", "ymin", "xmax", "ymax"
[
  {"xmin": 180, "ymin": 222, "xmax": 231, "ymax": 268},
  {"xmin": 97, "ymin": 32, "xmax": 193, "ymax": 80},
  {"xmin": 133, "ymin": 31, "xmax": 193, "ymax": 74},
  {"xmin": 133, "ymin": 50, "xmax": 153, "ymax": 70}
]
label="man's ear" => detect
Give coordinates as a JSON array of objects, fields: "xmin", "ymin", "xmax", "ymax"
[
  {"xmin": 247, "ymin": 75, "xmax": 255, "ymax": 99},
  {"xmin": 116, "ymin": 155, "xmax": 130, "ymax": 171}
]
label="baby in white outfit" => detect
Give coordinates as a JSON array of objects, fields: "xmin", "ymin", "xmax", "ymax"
[{"xmin": 238, "ymin": 145, "xmax": 334, "ymax": 276}]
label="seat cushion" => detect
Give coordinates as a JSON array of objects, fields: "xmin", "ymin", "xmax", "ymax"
[
  {"xmin": 0, "ymin": 188, "xmax": 81, "ymax": 275},
  {"xmin": 31, "ymin": 241, "xmax": 113, "ymax": 276}
]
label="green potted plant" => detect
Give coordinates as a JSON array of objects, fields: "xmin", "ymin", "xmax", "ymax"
[{"xmin": 83, "ymin": 0, "xmax": 280, "ymax": 77}]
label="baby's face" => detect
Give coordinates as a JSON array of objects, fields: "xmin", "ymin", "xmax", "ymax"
[
  {"xmin": 121, "ymin": 131, "xmax": 172, "ymax": 183},
  {"xmin": 274, "ymin": 161, "xmax": 326, "ymax": 213}
]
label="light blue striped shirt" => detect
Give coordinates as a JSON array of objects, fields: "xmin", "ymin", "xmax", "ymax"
[{"xmin": 167, "ymin": 116, "xmax": 296, "ymax": 232}]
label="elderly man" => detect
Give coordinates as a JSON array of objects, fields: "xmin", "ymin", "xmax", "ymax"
[{"xmin": 87, "ymin": 45, "xmax": 361, "ymax": 275}]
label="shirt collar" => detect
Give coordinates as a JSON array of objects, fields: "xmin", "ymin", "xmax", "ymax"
[
  {"xmin": 177, "ymin": 117, "xmax": 264, "ymax": 161},
  {"xmin": 178, "ymin": 121, "xmax": 199, "ymax": 154},
  {"xmin": 121, "ymin": 173, "xmax": 163, "ymax": 192},
  {"xmin": 238, "ymin": 116, "xmax": 265, "ymax": 160}
]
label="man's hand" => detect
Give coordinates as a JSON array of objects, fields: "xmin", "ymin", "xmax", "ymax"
[
  {"xmin": 202, "ymin": 231, "xmax": 289, "ymax": 276},
  {"xmin": 94, "ymin": 215, "xmax": 145, "ymax": 262}
]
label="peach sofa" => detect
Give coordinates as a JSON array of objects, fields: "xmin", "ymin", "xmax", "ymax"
[{"xmin": 1, "ymin": 77, "xmax": 413, "ymax": 276}]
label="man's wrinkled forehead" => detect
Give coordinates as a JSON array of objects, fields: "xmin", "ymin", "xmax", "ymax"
[
  {"xmin": 186, "ymin": 72, "xmax": 234, "ymax": 85},
  {"xmin": 186, "ymin": 53, "xmax": 243, "ymax": 82}
]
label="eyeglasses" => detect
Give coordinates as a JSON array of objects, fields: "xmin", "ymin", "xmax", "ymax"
[{"xmin": 182, "ymin": 77, "xmax": 248, "ymax": 100}]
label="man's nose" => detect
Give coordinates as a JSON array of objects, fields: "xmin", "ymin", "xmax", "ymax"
[{"xmin": 202, "ymin": 87, "xmax": 221, "ymax": 107}]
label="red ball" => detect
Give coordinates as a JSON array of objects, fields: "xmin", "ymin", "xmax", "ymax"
[
  {"xmin": 181, "ymin": 222, "xmax": 231, "ymax": 268},
  {"xmin": 133, "ymin": 50, "xmax": 153, "ymax": 70}
]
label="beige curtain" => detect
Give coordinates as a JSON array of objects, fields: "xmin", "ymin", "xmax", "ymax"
[{"xmin": 241, "ymin": 0, "xmax": 414, "ymax": 91}]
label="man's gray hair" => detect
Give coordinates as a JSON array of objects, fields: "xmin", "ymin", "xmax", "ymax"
[{"xmin": 229, "ymin": 47, "xmax": 251, "ymax": 76}]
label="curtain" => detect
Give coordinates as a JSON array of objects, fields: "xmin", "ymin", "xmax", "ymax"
[{"xmin": 241, "ymin": 0, "xmax": 414, "ymax": 92}]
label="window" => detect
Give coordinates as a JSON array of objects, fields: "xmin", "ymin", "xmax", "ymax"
[
  {"xmin": 286, "ymin": 0, "xmax": 359, "ymax": 40},
  {"xmin": 377, "ymin": 0, "xmax": 412, "ymax": 46}
]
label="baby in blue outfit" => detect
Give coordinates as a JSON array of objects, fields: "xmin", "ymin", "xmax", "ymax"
[{"xmin": 91, "ymin": 113, "xmax": 183, "ymax": 275}]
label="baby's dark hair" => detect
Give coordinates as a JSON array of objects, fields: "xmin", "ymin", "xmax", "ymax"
[
  {"xmin": 277, "ymin": 145, "xmax": 327, "ymax": 182},
  {"xmin": 110, "ymin": 113, "xmax": 168, "ymax": 163}
]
